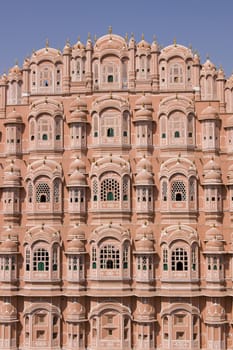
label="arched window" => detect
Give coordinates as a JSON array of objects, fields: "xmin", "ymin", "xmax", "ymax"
[
  {"xmin": 169, "ymin": 63, "xmax": 183, "ymax": 84},
  {"xmin": 171, "ymin": 180, "xmax": 186, "ymax": 201},
  {"xmin": 33, "ymin": 248, "xmax": 49, "ymax": 271},
  {"xmin": 100, "ymin": 178, "xmax": 120, "ymax": 201},
  {"xmin": 107, "ymin": 127, "xmax": 114, "ymax": 137},
  {"xmin": 36, "ymin": 183, "xmax": 50, "ymax": 202},
  {"xmin": 100, "ymin": 244, "xmax": 120, "ymax": 269},
  {"xmin": 39, "ymin": 67, "xmax": 53, "ymax": 87},
  {"xmin": 171, "ymin": 248, "xmax": 188, "ymax": 271}
]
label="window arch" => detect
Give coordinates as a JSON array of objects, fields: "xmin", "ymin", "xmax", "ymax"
[
  {"xmin": 100, "ymin": 177, "xmax": 120, "ymax": 201},
  {"xmin": 169, "ymin": 63, "xmax": 183, "ymax": 84},
  {"xmin": 171, "ymin": 248, "xmax": 188, "ymax": 271},
  {"xmin": 36, "ymin": 182, "xmax": 50, "ymax": 203},
  {"xmin": 171, "ymin": 180, "xmax": 186, "ymax": 201}
]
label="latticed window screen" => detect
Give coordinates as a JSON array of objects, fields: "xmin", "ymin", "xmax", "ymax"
[
  {"xmin": 92, "ymin": 246, "xmax": 97, "ymax": 269},
  {"xmin": 163, "ymin": 249, "xmax": 168, "ymax": 270},
  {"xmin": 36, "ymin": 183, "xmax": 50, "ymax": 202},
  {"xmin": 171, "ymin": 181, "xmax": 186, "ymax": 201},
  {"xmin": 192, "ymin": 247, "xmax": 197, "ymax": 270},
  {"xmin": 123, "ymin": 246, "xmax": 128, "ymax": 268},
  {"xmin": 171, "ymin": 248, "xmax": 188, "ymax": 271},
  {"xmin": 169, "ymin": 63, "xmax": 183, "ymax": 84},
  {"xmin": 100, "ymin": 244, "xmax": 120, "ymax": 269},
  {"xmin": 189, "ymin": 179, "xmax": 195, "ymax": 201},
  {"xmin": 92, "ymin": 179, "xmax": 98, "ymax": 201},
  {"xmin": 26, "ymin": 248, "xmax": 30, "ymax": 271},
  {"xmin": 123, "ymin": 177, "xmax": 128, "ymax": 200},
  {"xmin": 162, "ymin": 181, "xmax": 167, "ymax": 201},
  {"xmin": 33, "ymin": 248, "xmax": 49, "ymax": 271},
  {"xmin": 101, "ymin": 178, "xmax": 120, "ymax": 201},
  {"xmin": 28, "ymin": 182, "xmax": 33, "ymax": 202},
  {"xmin": 53, "ymin": 179, "xmax": 60, "ymax": 203}
]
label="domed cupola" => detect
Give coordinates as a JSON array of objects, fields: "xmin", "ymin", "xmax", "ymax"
[
  {"xmin": 135, "ymin": 168, "xmax": 154, "ymax": 185},
  {"xmin": 201, "ymin": 57, "xmax": 216, "ymax": 75},
  {"xmin": 205, "ymin": 303, "xmax": 226, "ymax": 324},
  {"xmin": 67, "ymin": 237, "xmax": 85, "ymax": 253},
  {"xmin": 136, "ymin": 223, "xmax": 154, "ymax": 240},
  {"xmin": 73, "ymin": 37, "xmax": 85, "ymax": 51},
  {"xmin": 65, "ymin": 301, "xmax": 86, "ymax": 322},
  {"xmin": 199, "ymin": 105, "xmax": 219, "ymax": 121},
  {"xmin": 67, "ymin": 160, "xmax": 87, "ymax": 222},
  {"xmin": 135, "ymin": 236, "xmax": 155, "ymax": 253},
  {"xmin": 68, "ymin": 97, "xmax": 88, "ymax": 150},
  {"xmin": 2, "ymin": 161, "xmax": 21, "ymax": 188},
  {"xmin": 203, "ymin": 159, "xmax": 222, "ymax": 185},
  {"xmin": 68, "ymin": 169, "xmax": 87, "ymax": 187},
  {"xmin": 68, "ymin": 225, "xmax": 86, "ymax": 240},
  {"xmin": 136, "ymin": 156, "xmax": 153, "ymax": 173},
  {"xmin": 137, "ymin": 34, "xmax": 151, "ymax": 51},
  {"xmin": 69, "ymin": 157, "xmax": 86, "ymax": 174}
]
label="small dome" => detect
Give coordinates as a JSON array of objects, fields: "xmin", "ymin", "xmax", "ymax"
[
  {"xmin": 135, "ymin": 95, "xmax": 153, "ymax": 109},
  {"xmin": 5, "ymin": 109, "xmax": 23, "ymax": 124},
  {"xmin": 69, "ymin": 109, "xmax": 88, "ymax": 123},
  {"xmin": 2, "ymin": 162, "xmax": 21, "ymax": 187},
  {"xmin": 227, "ymin": 164, "xmax": 233, "ymax": 184},
  {"xmin": 135, "ymin": 169, "xmax": 154, "ymax": 185},
  {"xmin": 9, "ymin": 64, "xmax": 21, "ymax": 75},
  {"xmin": 203, "ymin": 159, "xmax": 222, "ymax": 184},
  {"xmin": 202, "ymin": 58, "xmax": 216, "ymax": 71},
  {"xmin": 68, "ymin": 226, "xmax": 85, "ymax": 240},
  {"xmin": 135, "ymin": 299, "xmax": 155, "ymax": 321},
  {"xmin": 137, "ymin": 37, "xmax": 150, "ymax": 50},
  {"xmin": 205, "ymin": 226, "xmax": 221, "ymax": 241},
  {"xmin": 136, "ymin": 157, "xmax": 153, "ymax": 173},
  {"xmin": 206, "ymin": 303, "xmax": 225, "ymax": 323},
  {"xmin": 69, "ymin": 158, "xmax": 86, "ymax": 173},
  {"xmin": 135, "ymin": 107, "xmax": 153, "ymax": 121},
  {"xmin": 199, "ymin": 105, "xmax": 218, "ymax": 121},
  {"xmin": 135, "ymin": 236, "xmax": 154, "ymax": 252},
  {"xmin": 0, "ymin": 302, "xmax": 17, "ymax": 321},
  {"xmin": 136, "ymin": 224, "xmax": 154, "ymax": 240},
  {"xmin": 73, "ymin": 38, "xmax": 85, "ymax": 50},
  {"xmin": 69, "ymin": 96, "xmax": 87, "ymax": 112},
  {"xmin": 65, "ymin": 301, "xmax": 86, "ymax": 322},
  {"xmin": 67, "ymin": 238, "xmax": 85, "ymax": 253},
  {"xmin": 205, "ymin": 238, "xmax": 224, "ymax": 252},
  {"xmin": 0, "ymin": 239, "xmax": 18, "ymax": 253},
  {"xmin": 68, "ymin": 170, "xmax": 86, "ymax": 186}
]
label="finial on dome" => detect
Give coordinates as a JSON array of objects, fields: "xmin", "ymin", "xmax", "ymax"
[
  {"xmin": 153, "ymin": 35, "xmax": 157, "ymax": 43},
  {"xmin": 206, "ymin": 53, "xmax": 210, "ymax": 60},
  {"xmin": 108, "ymin": 25, "xmax": 112, "ymax": 35},
  {"xmin": 131, "ymin": 32, "xmax": 134, "ymax": 39},
  {"xmin": 94, "ymin": 34, "xmax": 97, "ymax": 43},
  {"xmin": 125, "ymin": 33, "xmax": 128, "ymax": 42},
  {"xmin": 77, "ymin": 35, "xmax": 80, "ymax": 42},
  {"xmin": 15, "ymin": 59, "xmax": 18, "ymax": 66},
  {"xmin": 141, "ymin": 33, "xmax": 145, "ymax": 40},
  {"xmin": 173, "ymin": 37, "xmax": 177, "ymax": 46},
  {"xmin": 66, "ymin": 38, "xmax": 70, "ymax": 46},
  {"xmin": 45, "ymin": 38, "xmax": 49, "ymax": 48},
  {"xmin": 87, "ymin": 32, "xmax": 91, "ymax": 40}
]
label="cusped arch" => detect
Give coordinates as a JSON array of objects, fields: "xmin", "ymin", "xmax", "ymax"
[
  {"xmin": 24, "ymin": 225, "xmax": 61, "ymax": 246},
  {"xmin": 23, "ymin": 302, "xmax": 61, "ymax": 317},
  {"xmin": 91, "ymin": 94, "xmax": 129, "ymax": 115},
  {"xmin": 28, "ymin": 97, "xmax": 64, "ymax": 120},
  {"xmin": 161, "ymin": 303, "xmax": 200, "ymax": 317},
  {"xmin": 159, "ymin": 44, "xmax": 194, "ymax": 63},
  {"xmin": 90, "ymin": 224, "xmax": 130, "ymax": 244},
  {"xmin": 160, "ymin": 157, "xmax": 197, "ymax": 179},
  {"xmin": 26, "ymin": 159, "xmax": 62, "ymax": 182},
  {"xmin": 160, "ymin": 225, "xmax": 198, "ymax": 247},
  {"xmin": 90, "ymin": 156, "xmax": 130, "ymax": 178},
  {"xmin": 158, "ymin": 95, "xmax": 194, "ymax": 118},
  {"xmin": 89, "ymin": 302, "xmax": 131, "ymax": 319},
  {"xmin": 29, "ymin": 47, "xmax": 63, "ymax": 66}
]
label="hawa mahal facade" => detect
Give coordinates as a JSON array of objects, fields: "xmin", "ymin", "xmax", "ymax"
[{"xmin": 0, "ymin": 28, "xmax": 233, "ymax": 349}]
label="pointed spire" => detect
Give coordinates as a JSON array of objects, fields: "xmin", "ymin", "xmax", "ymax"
[
  {"xmin": 141, "ymin": 33, "xmax": 145, "ymax": 40},
  {"xmin": 108, "ymin": 25, "xmax": 112, "ymax": 34},
  {"xmin": 173, "ymin": 37, "xmax": 177, "ymax": 46},
  {"xmin": 45, "ymin": 38, "xmax": 49, "ymax": 48}
]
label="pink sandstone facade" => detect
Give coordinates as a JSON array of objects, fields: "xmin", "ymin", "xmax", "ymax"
[{"xmin": 0, "ymin": 29, "xmax": 233, "ymax": 349}]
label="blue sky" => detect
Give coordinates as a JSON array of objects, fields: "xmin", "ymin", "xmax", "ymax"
[{"xmin": 0, "ymin": 0, "xmax": 232, "ymax": 76}]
